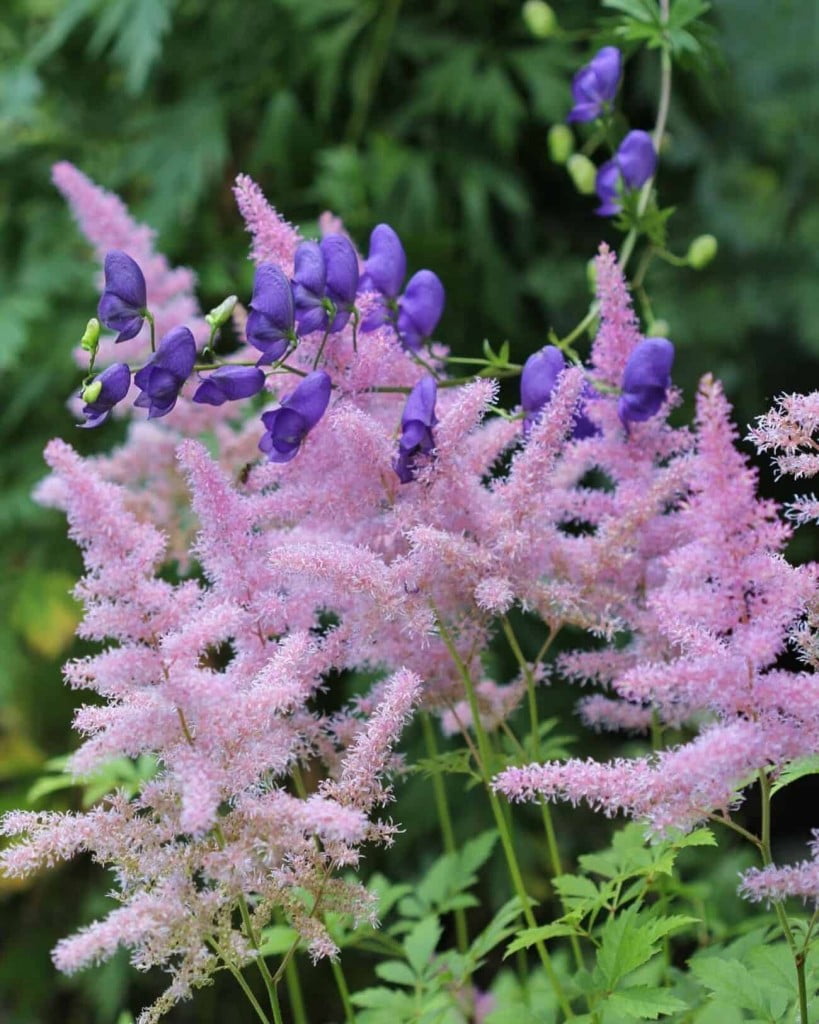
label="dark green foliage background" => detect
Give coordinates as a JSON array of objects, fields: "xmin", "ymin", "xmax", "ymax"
[{"xmin": 0, "ymin": 0, "xmax": 817, "ymax": 1020}]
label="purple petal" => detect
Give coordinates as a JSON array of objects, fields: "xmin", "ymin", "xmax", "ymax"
[
  {"xmin": 397, "ymin": 271, "xmax": 445, "ymax": 350},
  {"xmin": 192, "ymin": 366, "xmax": 266, "ymax": 405},
  {"xmin": 402, "ymin": 377, "xmax": 437, "ymax": 430},
  {"xmin": 79, "ymin": 362, "xmax": 132, "ymax": 428},
  {"xmin": 281, "ymin": 370, "xmax": 332, "ymax": 430},
  {"xmin": 321, "ymin": 234, "xmax": 359, "ymax": 308},
  {"xmin": 293, "ymin": 241, "xmax": 326, "ymax": 297},
  {"xmin": 520, "ymin": 346, "xmax": 566, "ymax": 417},
  {"xmin": 152, "ymin": 326, "xmax": 197, "ymax": 381},
  {"xmin": 617, "ymin": 130, "xmax": 657, "ymax": 189},
  {"xmin": 248, "ymin": 263, "xmax": 295, "ymax": 345},
  {"xmin": 594, "ymin": 159, "xmax": 622, "ymax": 217},
  {"xmin": 102, "ymin": 250, "xmax": 147, "ymax": 309},
  {"xmin": 618, "ymin": 337, "xmax": 675, "ymax": 424},
  {"xmin": 360, "ymin": 224, "xmax": 406, "ymax": 298},
  {"xmin": 567, "ymin": 47, "xmax": 622, "ymax": 123}
]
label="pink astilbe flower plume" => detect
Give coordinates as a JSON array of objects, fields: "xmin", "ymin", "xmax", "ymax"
[{"xmin": 233, "ymin": 173, "xmax": 301, "ymax": 274}]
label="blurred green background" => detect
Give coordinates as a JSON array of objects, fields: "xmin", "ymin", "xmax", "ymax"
[{"xmin": 1, "ymin": 0, "xmax": 817, "ymax": 1019}]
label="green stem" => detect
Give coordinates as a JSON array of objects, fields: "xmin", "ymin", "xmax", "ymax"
[
  {"xmin": 224, "ymin": 961, "xmax": 274, "ymax": 1024},
  {"xmin": 433, "ymin": 610, "xmax": 575, "ymax": 1020},
  {"xmin": 283, "ymin": 941, "xmax": 308, "ymax": 1024},
  {"xmin": 331, "ymin": 957, "xmax": 356, "ymax": 1023},
  {"xmin": 421, "ymin": 712, "xmax": 469, "ymax": 953},
  {"xmin": 144, "ymin": 310, "xmax": 156, "ymax": 353}
]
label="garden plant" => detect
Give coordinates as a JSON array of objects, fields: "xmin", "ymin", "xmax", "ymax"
[{"xmin": 2, "ymin": 1, "xmax": 819, "ymax": 1022}]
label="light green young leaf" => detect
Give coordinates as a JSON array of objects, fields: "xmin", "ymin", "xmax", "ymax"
[
  {"xmin": 605, "ymin": 985, "xmax": 688, "ymax": 1019},
  {"xmin": 258, "ymin": 925, "xmax": 299, "ymax": 956},
  {"xmin": 504, "ymin": 922, "xmax": 579, "ymax": 958},
  {"xmin": 404, "ymin": 916, "xmax": 442, "ymax": 977},
  {"xmin": 375, "ymin": 959, "xmax": 418, "ymax": 987},
  {"xmin": 469, "ymin": 896, "xmax": 528, "ymax": 962},
  {"xmin": 770, "ymin": 755, "xmax": 819, "ymax": 796}
]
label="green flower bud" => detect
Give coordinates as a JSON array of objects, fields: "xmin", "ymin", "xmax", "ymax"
[
  {"xmin": 522, "ymin": 0, "xmax": 558, "ymax": 38},
  {"xmin": 548, "ymin": 124, "xmax": 574, "ymax": 165},
  {"xmin": 205, "ymin": 295, "xmax": 239, "ymax": 329},
  {"xmin": 80, "ymin": 317, "xmax": 101, "ymax": 354},
  {"xmin": 81, "ymin": 380, "xmax": 102, "ymax": 405},
  {"xmin": 567, "ymin": 154, "xmax": 597, "ymax": 196},
  {"xmin": 686, "ymin": 234, "xmax": 717, "ymax": 270},
  {"xmin": 586, "ymin": 258, "xmax": 597, "ymax": 294},
  {"xmin": 647, "ymin": 319, "xmax": 670, "ymax": 337}
]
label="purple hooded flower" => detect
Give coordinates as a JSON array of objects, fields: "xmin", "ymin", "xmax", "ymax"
[
  {"xmin": 618, "ymin": 337, "xmax": 675, "ymax": 425},
  {"xmin": 292, "ymin": 236, "xmax": 359, "ymax": 335},
  {"xmin": 79, "ymin": 362, "xmax": 131, "ymax": 428},
  {"xmin": 596, "ymin": 130, "xmax": 657, "ymax": 216},
  {"xmin": 259, "ymin": 370, "xmax": 332, "ymax": 463},
  {"xmin": 192, "ymin": 366, "xmax": 266, "ymax": 406},
  {"xmin": 567, "ymin": 47, "xmax": 622, "ymax": 123},
  {"xmin": 395, "ymin": 377, "xmax": 438, "ymax": 483},
  {"xmin": 133, "ymin": 326, "xmax": 196, "ymax": 418},
  {"xmin": 321, "ymin": 234, "xmax": 359, "ymax": 331},
  {"xmin": 520, "ymin": 346, "xmax": 599, "ymax": 438},
  {"xmin": 359, "ymin": 224, "xmax": 408, "ymax": 331},
  {"xmin": 246, "ymin": 264, "xmax": 296, "ymax": 364},
  {"xmin": 396, "ymin": 271, "xmax": 446, "ymax": 352},
  {"xmin": 98, "ymin": 251, "xmax": 147, "ymax": 342}
]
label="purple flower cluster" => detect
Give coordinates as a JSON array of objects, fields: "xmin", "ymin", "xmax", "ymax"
[
  {"xmin": 359, "ymin": 225, "xmax": 446, "ymax": 351},
  {"xmin": 567, "ymin": 46, "xmax": 622, "ymax": 123}
]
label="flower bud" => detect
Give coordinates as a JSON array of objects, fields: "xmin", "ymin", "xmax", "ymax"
[
  {"xmin": 586, "ymin": 259, "xmax": 597, "ymax": 294},
  {"xmin": 567, "ymin": 154, "xmax": 597, "ymax": 195},
  {"xmin": 687, "ymin": 234, "xmax": 718, "ymax": 270},
  {"xmin": 81, "ymin": 380, "xmax": 102, "ymax": 404},
  {"xmin": 548, "ymin": 124, "xmax": 574, "ymax": 165},
  {"xmin": 205, "ymin": 295, "xmax": 238, "ymax": 329},
  {"xmin": 80, "ymin": 318, "xmax": 101, "ymax": 354},
  {"xmin": 522, "ymin": 0, "xmax": 557, "ymax": 38},
  {"xmin": 646, "ymin": 319, "xmax": 670, "ymax": 337}
]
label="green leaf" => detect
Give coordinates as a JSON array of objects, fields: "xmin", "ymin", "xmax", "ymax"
[
  {"xmin": 770, "ymin": 755, "xmax": 819, "ymax": 796},
  {"xmin": 404, "ymin": 916, "xmax": 442, "ymax": 977},
  {"xmin": 504, "ymin": 922, "xmax": 579, "ymax": 958},
  {"xmin": 469, "ymin": 896, "xmax": 527, "ymax": 962},
  {"xmin": 351, "ymin": 986, "xmax": 414, "ymax": 1011},
  {"xmin": 603, "ymin": 0, "xmax": 659, "ymax": 23},
  {"xmin": 459, "ymin": 830, "xmax": 499, "ymax": 877},
  {"xmin": 689, "ymin": 956, "xmax": 779, "ymax": 1017},
  {"xmin": 375, "ymin": 959, "xmax": 417, "ymax": 987},
  {"xmin": 553, "ymin": 874, "xmax": 604, "ymax": 915},
  {"xmin": 596, "ymin": 908, "xmax": 696, "ymax": 988},
  {"xmin": 258, "ymin": 925, "xmax": 299, "ymax": 956},
  {"xmin": 605, "ymin": 986, "xmax": 688, "ymax": 1019}
]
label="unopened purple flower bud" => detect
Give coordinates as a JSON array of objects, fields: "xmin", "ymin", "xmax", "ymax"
[
  {"xmin": 246, "ymin": 264, "xmax": 296, "ymax": 363},
  {"xmin": 133, "ymin": 326, "xmax": 196, "ymax": 419},
  {"xmin": 321, "ymin": 234, "xmax": 360, "ymax": 332},
  {"xmin": 595, "ymin": 130, "xmax": 657, "ymax": 216},
  {"xmin": 259, "ymin": 370, "xmax": 331, "ymax": 463},
  {"xmin": 618, "ymin": 337, "xmax": 674, "ymax": 425},
  {"xmin": 567, "ymin": 47, "xmax": 622, "ymax": 124},
  {"xmin": 97, "ymin": 250, "xmax": 147, "ymax": 343},
  {"xmin": 359, "ymin": 224, "xmax": 406, "ymax": 299},
  {"xmin": 292, "ymin": 241, "xmax": 328, "ymax": 335},
  {"xmin": 79, "ymin": 362, "xmax": 131, "ymax": 428},
  {"xmin": 396, "ymin": 271, "xmax": 445, "ymax": 352},
  {"xmin": 395, "ymin": 377, "xmax": 437, "ymax": 483},
  {"xmin": 193, "ymin": 366, "xmax": 266, "ymax": 406}
]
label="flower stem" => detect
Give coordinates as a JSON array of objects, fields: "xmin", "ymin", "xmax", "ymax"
[
  {"xmin": 421, "ymin": 711, "xmax": 470, "ymax": 953},
  {"xmin": 331, "ymin": 957, "xmax": 356, "ymax": 1023},
  {"xmin": 433, "ymin": 610, "xmax": 575, "ymax": 1019},
  {"xmin": 224, "ymin": 961, "xmax": 274, "ymax": 1024},
  {"xmin": 284, "ymin": 942, "xmax": 309, "ymax": 1024}
]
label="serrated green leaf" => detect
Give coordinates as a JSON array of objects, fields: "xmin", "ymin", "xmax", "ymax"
[
  {"xmin": 606, "ymin": 986, "xmax": 688, "ymax": 1019},
  {"xmin": 504, "ymin": 922, "xmax": 579, "ymax": 958},
  {"xmin": 553, "ymin": 874, "xmax": 603, "ymax": 914},
  {"xmin": 404, "ymin": 916, "xmax": 441, "ymax": 977},
  {"xmin": 771, "ymin": 755, "xmax": 819, "ymax": 796},
  {"xmin": 351, "ymin": 986, "xmax": 414, "ymax": 1011},
  {"xmin": 375, "ymin": 959, "xmax": 417, "ymax": 987},
  {"xmin": 459, "ymin": 830, "xmax": 498, "ymax": 876},
  {"xmin": 258, "ymin": 925, "xmax": 299, "ymax": 956},
  {"xmin": 603, "ymin": 0, "xmax": 659, "ymax": 23},
  {"xmin": 689, "ymin": 956, "xmax": 773, "ymax": 1016},
  {"xmin": 596, "ymin": 907, "xmax": 693, "ymax": 988},
  {"xmin": 469, "ymin": 896, "xmax": 527, "ymax": 962}
]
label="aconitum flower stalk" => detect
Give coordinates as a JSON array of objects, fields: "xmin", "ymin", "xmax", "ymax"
[
  {"xmin": 618, "ymin": 337, "xmax": 674, "ymax": 425},
  {"xmin": 292, "ymin": 236, "xmax": 359, "ymax": 334},
  {"xmin": 567, "ymin": 46, "xmax": 622, "ymax": 123},
  {"xmin": 192, "ymin": 366, "xmax": 265, "ymax": 406},
  {"xmin": 245, "ymin": 263, "xmax": 297, "ymax": 363},
  {"xmin": 396, "ymin": 270, "xmax": 445, "ymax": 351},
  {"xmin": 596, "ymin": 130, "xmax": 657, "ymax": 216},
  {"xmin": 98, "ymin": 250, "xmax": 147, "ymax": 342},
  {"xmin": 259, "ymin": 370, "xmax": 332, "ymax": 462},
  {"xmin": 133, "ymin": 326, "xmax": 196, "ymax": 418},
  {"xmin": 79, "ymin": 362, "xmax": 131, "ymax": 427},
  {"xmin": 395, "ymin": 376, "xmax": 437, "ymax": 483}
]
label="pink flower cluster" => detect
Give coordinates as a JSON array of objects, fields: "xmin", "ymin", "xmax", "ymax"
[{"xmin": 3, "ymin": 166, "xmax": 818, "ymax": 1020}]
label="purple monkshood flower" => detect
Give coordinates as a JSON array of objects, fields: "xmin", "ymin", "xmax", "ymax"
[
  {"xmin": 396, "ymin": 271, "xmax": 446, "ymax": 352},
  {"xmin": 567, "ymin": 47, "xmax": 622, "ymax": 123},
  {"xmin": 292, "ymin": 236, "xmax": 359, "ymax": 335},
  {"xmin": 98, "ymin": 251, "xmax": 147, "ymax": 342},
  {"xmin": 259, "ymin": 370, "xmax": 332, "ymax": 463},
  {"xmin": 618, "ymin": 337, "xmax": 675, "ymax": 426},
  {"xmin": 595, "ymin": 130, "xmax": 657, "ymax": 216},
  {"xmin": 395, "ymin": 377, "xmax": 438, "ymax": 483},
  {"xmin": 359, "ymin": 224, "xmax": 407, "ymax": 331},
  {"xmin": 246, "ymin": 264, "xmax": 296, "ymax": 364},
  {"xmin": 79, "ymin": 362, "xmax": 131, "ymax": 428},
  {"xmin": 520, "ymin": 346, "xmax": 599, "ymax": 439},
  {"xmin": 133, "ymin": 326, "xmax": 196, "ymax": 418},
  {"xmin": 192, "ymin": 366, "xmax": 266, "ymax": 406}
]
